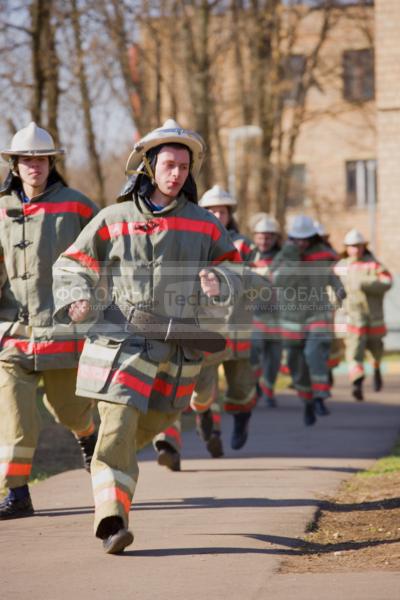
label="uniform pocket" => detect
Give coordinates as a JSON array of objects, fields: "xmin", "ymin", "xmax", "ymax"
[
  {"xmin": 145, "ymin": 339, "xmax": 174, "ymax": 363},
  {"xmin": 77, "ymin": 335, "xmax": 123, "ymax": 394}
]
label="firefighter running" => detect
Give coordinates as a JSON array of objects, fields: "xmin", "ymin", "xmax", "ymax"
[{"xmin": 0, "ymin": 123, "xmax": 98, "ymax": 520}]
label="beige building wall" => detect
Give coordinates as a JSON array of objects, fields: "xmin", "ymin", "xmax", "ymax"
[
  {"xmin": 375, "ymin": 0, "xmax": 400, "ymax": 274},
  {"xmin": 288, "ymin": 6, "xmax": 376, "ymax": 252}
]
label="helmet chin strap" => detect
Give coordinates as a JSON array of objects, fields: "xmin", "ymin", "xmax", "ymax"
[
  {"xmin": 142, "ymin": 155, "xmax": 156, "ymax": 185},
  {"xmin": 126, "ymin": 154, "xmax": 156, "ymax": 186}
]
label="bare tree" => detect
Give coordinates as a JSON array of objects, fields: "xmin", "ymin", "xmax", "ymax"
[{"xmin": 69, "ymin": 0, "xmax": 106, "ymax": 206}]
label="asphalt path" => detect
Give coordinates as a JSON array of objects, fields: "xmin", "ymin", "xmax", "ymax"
[{"xmin": 1, "ymin": 375, "xmax": 400, "ymax": 600}]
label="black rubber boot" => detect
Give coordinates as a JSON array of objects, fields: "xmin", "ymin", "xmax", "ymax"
[
  {"xmin": 97, "ymin": 516, "xmax": 134, "ymax": 554},
  {"xmin": 76, "ymin": 432, "xmax": 97, "ymax": 472},
  {"xmin": 314, "ymin": 397, "xmax": 330, "ymax": 416},
  {"xmin": 0, "ymin": 488, "xmax": 34, "ymax": 520},
  {"xmin": 304, "ymin": 402, "xmax": 316, "ymax": 426},
  {"xmin": 373, "ymin": 368, "xmax": 383, "ymax": 392},
  {"xmin": 352, "ymin": 377, "xmax": 364, "ymax": 401},
  {"xmin": 231, "ymin": 412, "xmax": 251, "ymax": 450},
  {"xmin": 155, "ymin": 441, "xmax": 181, "ymax": 471},
  {"xmin": 206, "ymin": 432, "xmax": 224, "ymax": 458},
  {"xmin": 195, "ymin": 409, "xmax": 213, "ymax": 442}
]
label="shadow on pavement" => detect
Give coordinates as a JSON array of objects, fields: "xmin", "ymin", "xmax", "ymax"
[
  {"xmin": 181, "ymin": 465, "xmax": 361, "ymax": 474},
  {"xmin": 33, "ymin": 494, "xmax": 400, "ymax": 517},
  {"xmin": 122, "ymin": 534, "xmax": 400, "ymax": 558}
]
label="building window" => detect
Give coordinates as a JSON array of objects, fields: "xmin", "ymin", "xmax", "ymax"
[
  {"xmin": 345, "ymin": 160, "xmax": 377, "ymax": 208},
  {"xmin": 281, "ymin": 54, "xmax": 306, "ymax": 103},
  {"xmin": 287, "ymin": 164, "xmax": 307, "ymax": 207},
  {"xmin": 343, "ymin": 48, "xmax": 375, "ymax": 102}
]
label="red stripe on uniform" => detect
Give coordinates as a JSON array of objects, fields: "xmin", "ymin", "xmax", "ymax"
[
  {"xmin": 153, "ymin": 378, "xmax": 173, "ymax": 397},
  {"xmin": 304, "ymin": 251, "xmax": 337, "ymax": 262},
  {"xmin": 164, "ymin": 427, "xmax": 181, "ymax": 444},
  {"xmin": 234, "ymin": 239, "xmax": 252, "ymax": 260},
  {"xmin": 280, "ymin": 329, "xmax": 304, "ymax": 340},
  {"xmin": 153, "ymin": 378, "xmax": 195, "ymax": 398},
  {"xmin": 224, "ymin": 395, "xmax": 257, "ymax": 412},
  {"xmin": 297, "ymin": 390, "xmax": 313, "ymax": 400},
  {"xmin": 23, "ymin": 201, "xmax": 93, "ymax": 218},
  {"xmin": 176, "ymin": 382, "xmax": 196, "ymax": 398},
  {"xmin": 97, "ymin": 216, "xmax": 221, "ymax": 242},
  {"xmin": 368, "ymin": 325, "xmax": 387, "ymax": 335},
  {"xmin": 226, "ymin": 339, "xmax": 251, "ymax": 352},
  {"xmin": 312, "ymin": 382, "xmax": 331, "ymax": 392},
  {"xmin": 113, "ymin": 371, "xmax": 152, "ymax": 397},
  {"xmin": 2, "ymin": 338, "xmax": 84, "ymax": 354},
  {"xmin": 347, "ymin": 324, "xmax": 367, "ymax": 335},
  {"xmin": 211, "ymin": 249, "xmax": 243, "ymax": 264},
  {"xmin": 64, "ymin": 245, "xmax": 100, "ymax": 273},
  {"xmin": 327, "ymin": 358, "xmax": 340, "ymax": 368},
  {"xmin": 253, "ymin": 320, "xmax": 303, "ymax": 338},
  {"xmin": 1, "ymin": 462, "xmax": 32, "ymax": 476},
  {"xmin": 346, "ymin": 324, "xmax": 386, "ymax": 336}
]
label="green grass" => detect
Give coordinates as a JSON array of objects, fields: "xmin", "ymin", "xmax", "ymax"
[{"xmin": 358, "ymin": 439, "xmax": 400, "ymax": 477}]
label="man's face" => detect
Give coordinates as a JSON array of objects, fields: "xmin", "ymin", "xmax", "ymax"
[
  {"xmin": 17, "ymin": 155, "xmax": 50, "ymax": 190},
  {"xmin": 292, "ymin": 238, "xmax": 311, "ymax": 254},
  {"xmin": 154, "ymin": 146, "xmax": 190, "ymax": 198},
  {"xmin": 207, "ymin": 205, "xmax": 230, "ymax": 228},
  {"xmin": 254, "ymin": 232, "xmax": 277, "ymax": 253}
]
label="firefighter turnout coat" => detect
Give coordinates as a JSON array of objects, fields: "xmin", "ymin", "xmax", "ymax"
[{"xmin": 52, "ymin": 193, "xmax": 243, "ymax": 414}]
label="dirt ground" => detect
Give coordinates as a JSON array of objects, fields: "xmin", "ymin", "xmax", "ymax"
[{"xmin": 281, "ymin": 470, "xmax": 400, "ymax": 573}]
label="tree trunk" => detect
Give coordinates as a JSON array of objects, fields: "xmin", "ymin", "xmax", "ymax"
[
  {"xmin": 70, "ymin": 0, "xmax": 106, "ymax": 206},
  {"xmin": 30, "ymin": 0, "xmax": 49, "ymax": 123}
]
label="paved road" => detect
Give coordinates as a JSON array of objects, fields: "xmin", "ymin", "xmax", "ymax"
[{"xmin": 1, "ymin": 375, "xmax": 400, "ymax": 600}]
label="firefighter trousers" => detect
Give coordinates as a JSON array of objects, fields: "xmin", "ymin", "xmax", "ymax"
[
  {"xmin": 92, "ymin": 401, "xmax": 180, "ymax": 536},
  {"xmin": 250, "ymin": 337, "xmax": 282, "ymax": 400},
  {"xmin": 0, "ymin": 362, "xmax": 95, "ymax": 490},
  {"xmin": 286, "ymin": 334, "xmax": 332, "ymax": 403},
  {"xmin": 346, "ymin": 333, "xmax": 384, "ymax": 382},
  {"xmin": 190, "ymin": 358, "xmax": 256, "ymax": 415}
]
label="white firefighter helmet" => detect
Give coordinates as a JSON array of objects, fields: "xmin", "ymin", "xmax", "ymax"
[
  {"xmin": 199, "ymin": 184, "xmax": 237, "ymax": 209},
  {"xmin": 248, "ymin": 212, "xmax": 269, "ymax": 230},
  {"xmin": 344, "ymin": 228, "xmax": 366, "ymax": 245},
  {"xmin": 253, "ymin": 214, "xmax": 280, "ymax": 234},
  {"xmin": 125, "ymin": 118, "xmax": 206, "ymax": 179},
  {"xmin": 1, "ymin": 122, "xmax": 64, "ymax": 162},
  {"xmin": 287, "ymin": 215, "xmax": 318, "ymax": 239}
]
